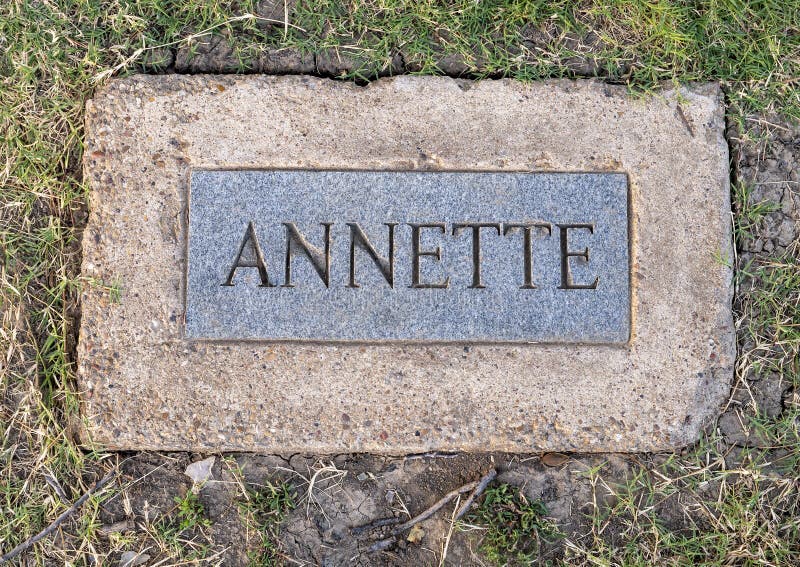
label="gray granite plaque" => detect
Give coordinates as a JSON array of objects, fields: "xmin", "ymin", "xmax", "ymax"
[{"xmin": 187, "ymin": 170, "xmax": 629, "ymax": 342}]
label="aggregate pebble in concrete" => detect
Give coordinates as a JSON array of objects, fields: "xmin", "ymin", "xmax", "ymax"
[{"xmin": 78, "ymin": 75, "xmax": 734, "ymax": 452}]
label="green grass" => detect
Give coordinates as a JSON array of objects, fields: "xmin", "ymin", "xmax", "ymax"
[
  {"xmin": 738, "ymin": 255, "xmax": 800, "ymax": 369},
  {"xmin": 0, "ymin": 0, "xmax": 799, "ymax": 564},
  {"xmin": 116, "ymin": 487, "xmax": 217, "ymax": 563},
  {"xmin": 238, "ymin": 480, "xmax": 297, "ymax": 566},
  {"xmin": 462, "ymin": 483, "xmax": 562, "ymax": 565},
  {"xmin": 733, "ymin": 181, "xmax": 781, "ymax": 246},
  {"xmin": 174, "ymin": 490, "xmax": 212, "ymax": 532},
  {"xmin": 279, "ymin": 0, "xmax": 800, "ymax": 117},
  {"xmin": 572, "ymin": 448, "xmax": 800, "ymax": 565}
]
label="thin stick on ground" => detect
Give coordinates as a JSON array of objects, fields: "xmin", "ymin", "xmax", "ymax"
[
  {"xmin": 0, "ymin": 470, "xmax": 117, "ymax": 564},
  {"xmin": 366, "ymin": 468, "xmax": 497, "ymax": 553},
  {"xmin": 454, "ymin": 468, "xmax": 497, "ymax": 521},
  {"xmin": 439, "ymin": 494, "xmax": 461, "ymax": 567}
]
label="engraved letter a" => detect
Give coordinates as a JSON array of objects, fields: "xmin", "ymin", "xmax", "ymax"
[{"xmin": 221, "ymin": 221, "xmax": 275, "ymax": 287}]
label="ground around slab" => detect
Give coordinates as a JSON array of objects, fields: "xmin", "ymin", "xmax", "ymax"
[{"xmin": 1, "ymin": 2, "xmax": 798, "ymax": 565}]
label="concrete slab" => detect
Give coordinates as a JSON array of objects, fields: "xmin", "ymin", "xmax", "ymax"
[{"xmin": 79, "ymin": 75, "xmax": 734, "ymax": 452}]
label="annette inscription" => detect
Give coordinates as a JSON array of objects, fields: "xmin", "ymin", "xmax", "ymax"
[{"xmin": 186, "ymin": 170, "xmax": 630, "ymax": 342}]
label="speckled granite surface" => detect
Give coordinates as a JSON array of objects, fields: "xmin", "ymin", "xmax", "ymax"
[
  {"xmin": 79, "ymin": 76, "xmax": 734, "ymax": 452},
  {"xmin": 187, "ymin": 170, "xmax": 630, "ymax": 342}
]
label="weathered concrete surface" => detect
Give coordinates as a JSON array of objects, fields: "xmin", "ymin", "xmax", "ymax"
[{"xmin": 79, "ymin": 76, "xmax": 734, "ymax": 452}]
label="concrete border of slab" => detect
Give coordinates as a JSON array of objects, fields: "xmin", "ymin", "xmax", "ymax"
[{"xmin": 78, "ymin": 75, "xmax": 734, "ymax": 452}]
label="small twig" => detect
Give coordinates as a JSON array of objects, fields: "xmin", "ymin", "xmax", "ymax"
[
  {"xmin": 0, "ymin": 470, "xmax": 117, "ymax": 564},
  {"xmin": 389, "ymin": 481, "xmax": 478, "ymax": 536},
  {"xmin": 439, "ymin": 495, "xmax": 461, "ymax": 566},
  {"xmin": 283, "ymin": 0, "xmax": 289, "ymax": 39},
  {"xmin": 744, "ymin": 116, "xmax": 791, "ymax": 131},
  {"xmin": 366, "ymin": 468, "xmax": 497, "ymax": 553},
  {"xmin": 454, "ymin": 469, "xmax": 497, "ymax": 521},
  {"xmin": 43, "ymin": 471, "xmax": 68, "ymax": 503}
]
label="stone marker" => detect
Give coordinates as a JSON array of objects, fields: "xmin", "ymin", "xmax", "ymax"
[
  {"xmin": 188, "ymin": 170, "xmax": 630, "ymax": 342},
  {"xmin": 79, "ymin": 75, "xmax": 734, "ymax": 452}
]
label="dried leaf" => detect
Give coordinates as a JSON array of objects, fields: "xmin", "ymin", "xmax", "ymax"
[
  {"xmin": 406, "ymin": 524, "xmax": 425, "ymax": 544},
  {"xmin": 542, "ymin": 452, "xmax": 569, "ymax": 467}
]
